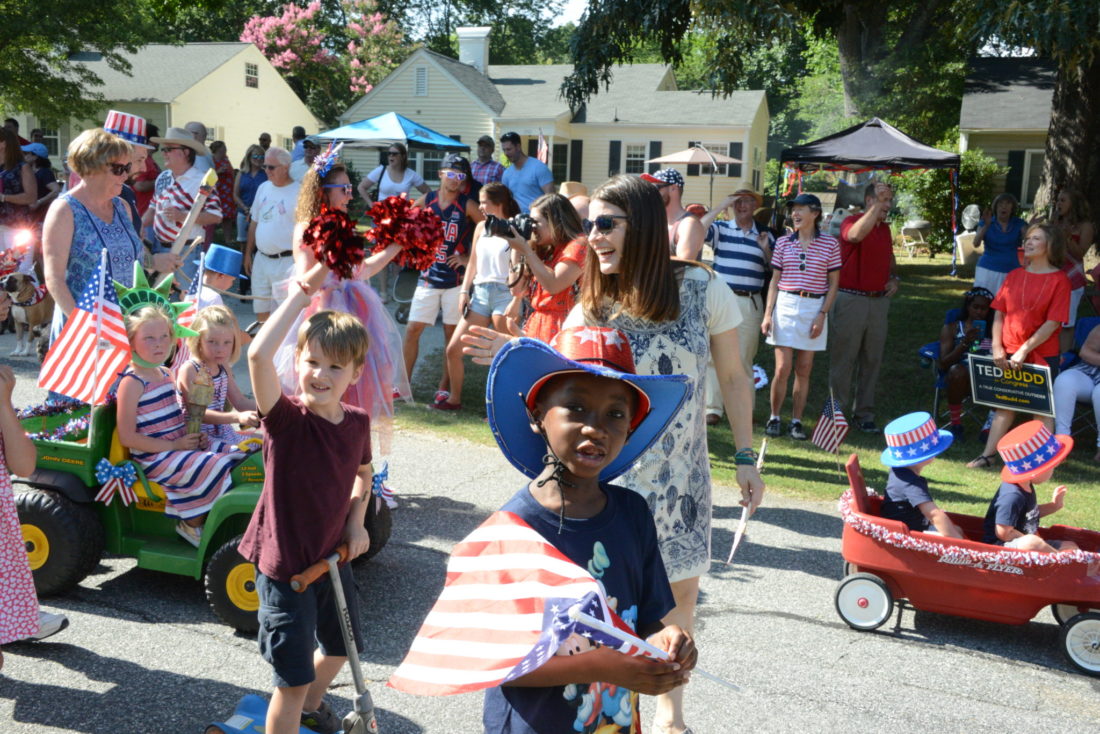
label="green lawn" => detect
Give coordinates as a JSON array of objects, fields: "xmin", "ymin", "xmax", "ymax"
[{"xmin": 395, "ymin": 253, "xmax": 1100, "ymax": 527}]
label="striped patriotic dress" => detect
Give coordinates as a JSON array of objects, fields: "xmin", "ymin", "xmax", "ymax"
[{"xmin": 122, "ymin": 367, "xmax": 241, "ymax": 519}]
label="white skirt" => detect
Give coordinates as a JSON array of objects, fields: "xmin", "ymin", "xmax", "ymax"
[{"xmin": 766, "ymin": 290, "xmax": 828, "ymax": 351}]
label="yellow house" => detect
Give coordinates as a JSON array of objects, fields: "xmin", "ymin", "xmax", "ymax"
[
  {"xmin": 959, "ymin": 58, "xmax": 1053, "ymax": 208},
  {"xmin": 338, "ymin": 27, "xmax": 769, "ymax": 208},
  {"xmin": 10, "ymin": 43, "xmax": 319, "ymax": 163}
]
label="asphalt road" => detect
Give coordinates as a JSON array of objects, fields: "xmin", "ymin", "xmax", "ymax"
[{"xmin": 3, "ymin": 308, "xmax": 1100, "ymax": 733}]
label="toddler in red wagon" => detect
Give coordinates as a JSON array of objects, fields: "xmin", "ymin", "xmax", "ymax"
[{"xmin": 982, "ymin": 421, "xmax": 1079, "ymax": 552}]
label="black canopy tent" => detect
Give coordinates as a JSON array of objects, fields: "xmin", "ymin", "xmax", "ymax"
[{"xmin": 778, "ymin": 117, "xmax": 962, "ymax": 270}]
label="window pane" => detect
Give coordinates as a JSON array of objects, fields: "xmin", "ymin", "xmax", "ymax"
[
  {"xmin": 552, "ymin": 143, "xmax": 568, "ymax": 182},
  {"xmin": 624, "ymin": 143, "xmax": 646, "ymax": 175},
  {"xmin": 1024, "ymin": 151, "xmax": 1044, "ymax": 206},
  {"xmin": 698, "ymin": 143, "xmax": 726, "ymax": 176},
  {"xmin": 420, "ymin": 150, "xmax": 444, "ymax": 182}
]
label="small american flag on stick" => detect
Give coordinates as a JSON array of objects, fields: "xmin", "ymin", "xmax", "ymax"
[{"xmin": 811, "ymin": 396, "xmax": 849, "ymax": 453}]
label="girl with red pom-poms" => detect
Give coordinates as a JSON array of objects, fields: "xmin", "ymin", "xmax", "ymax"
[{"xmin": 273, "ymin": 147, "xmax": 411, "ymax": 457}]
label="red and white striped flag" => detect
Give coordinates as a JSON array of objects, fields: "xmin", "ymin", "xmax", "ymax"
[
  {"xmin": 537, "ymin": 129, "xmax": 549, "ymax": 165},
  {"xmin": 811, "ymin": 397, "xmax": 849, "ymax": 453},
  {"xmin": 388, "ymin": 511, "xmax": 649, "ymax": 696},
  {"xmin": 38, "ymin": 252, "xmax": 130, "ymax": 405}
]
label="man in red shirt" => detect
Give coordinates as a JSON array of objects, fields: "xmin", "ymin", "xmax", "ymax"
[{"xmin": 828, "ymin": 181, "xmax": 900, "ymax": 432}]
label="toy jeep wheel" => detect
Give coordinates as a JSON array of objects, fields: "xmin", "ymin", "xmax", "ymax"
[
  {"xmin": 205, "ymin": 535, "xmax": 259, "ymax": 634},
  {"xmin": 835, "ymin": 573, "xmax": 893, "ymax": 631},
  {"xmin": 356, "ymin": 496, "xmax": 392, "ymax": 564},
  {"xmin": 1062, "ymin": 612, "xmax": 1100, "ymax": 676},
  {"xmin": 17, "ymin": 488, "xmax": 103, "ymax": 596}
]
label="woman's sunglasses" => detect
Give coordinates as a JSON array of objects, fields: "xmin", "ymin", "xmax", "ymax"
[
  {"xmin": 323, "ymin": 183, "xmax": 353, "ymax": 195},
  {"xmin": 108, "ymin": 162, "xmax": 133, "ymax": 176},
  {"xmin": 582, "ymin": 215, "xmax": 627, "ymax": 235},
  {"xmin": 251, "ymin": 154, "xmax": 263, "ymax": 160},
  {"xmin": 442, "ymin": 170, "xmax": 466, "ymax": 181}
]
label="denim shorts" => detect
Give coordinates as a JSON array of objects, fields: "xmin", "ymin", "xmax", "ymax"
[
  {"xmin": 256, "ymin": 564, "xmax": 363, "ymax": 688},
  {"xmin": 469, "ymin": 281, "xmax": 512, "ymax": 317}
]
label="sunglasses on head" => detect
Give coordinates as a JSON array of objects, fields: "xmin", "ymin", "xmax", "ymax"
[
  {"xmin": 582, "ymin": 215, "xmax": 627, "ymax": 235},
  {"xmin": 108, "ymin": 162, "xmax": 132, "ymax": 176},
  {"xmin": 442, "ymin": 170, "xmax": 466, "ymax": 181},
  {"xmin": 323, "ymin": 183, "xmax": 353, "ymax": 195}
]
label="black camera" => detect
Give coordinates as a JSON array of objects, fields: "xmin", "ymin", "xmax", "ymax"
[{"xmin": 484, "ymin": 213, "xmax": 534, "ymax": 240}]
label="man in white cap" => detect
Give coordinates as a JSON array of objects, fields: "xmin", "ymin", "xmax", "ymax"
[
  {"xmin": 183, "ymin": 121, "xmax": 213, "ymax": 174},
  {"xmin": 641, "ymin": 168, "xmax": 705, "ymax": 260},
  {"xmin": 698, "ymin": 188, "xmax": 773, "ymax": 424},
  {"xmin": 144, "ymin": 127, "xmax": 222, "ymax": 254}
]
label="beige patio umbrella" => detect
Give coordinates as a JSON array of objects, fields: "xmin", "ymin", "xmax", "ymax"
[{"xmin": 647, "ymin": 146, "xmax": 742, "ymax": 207}]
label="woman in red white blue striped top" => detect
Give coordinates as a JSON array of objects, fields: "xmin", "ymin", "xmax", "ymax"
[{"xmin": 760, "ymin": 193, "xmax": 840, "ymax": 440}]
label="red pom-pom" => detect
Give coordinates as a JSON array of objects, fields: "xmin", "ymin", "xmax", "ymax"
[
  {"xmin": 301, "ymin": 207, "xmax": 365, "ymax": 280},
  {"xmin": 365, "ymin": 195, "xmax": 443, "ymax": 272}
]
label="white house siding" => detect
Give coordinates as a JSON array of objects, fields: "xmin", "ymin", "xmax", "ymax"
[{"xmin": 963, "ymin": 130, "xmax": 1048, "ymax": 207}]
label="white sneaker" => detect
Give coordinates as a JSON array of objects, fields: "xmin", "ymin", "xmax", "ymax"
[{"xmin": 29, "ymin": 611, "xmax": 69, "ymax": 641}]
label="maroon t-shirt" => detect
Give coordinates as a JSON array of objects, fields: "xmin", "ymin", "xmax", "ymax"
[
  {"xmin": 239, "ymin": 394, "xmax": 372, "ymax": 581},
  {"xmin": 839, "ymin": 217, "xmax": 893, "ymax": 292}
]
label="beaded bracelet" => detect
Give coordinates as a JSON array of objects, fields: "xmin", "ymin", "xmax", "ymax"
[{"xmin": 734, "ymin": 447, "xmax": 758, "ymax": 466}]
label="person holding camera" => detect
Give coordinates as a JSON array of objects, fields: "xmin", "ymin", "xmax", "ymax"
[
  {"xmin": 503, "ymin": 192, "xmax": 586, "ymax": 345},
  {"xmin": 405, "ymin": 154, "xmax": 483, "ymax": 410}
]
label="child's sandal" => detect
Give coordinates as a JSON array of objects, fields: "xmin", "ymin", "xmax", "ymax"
[{"xmin": 966, "ymin": 453, "xmax": 997, "ymax": 469}]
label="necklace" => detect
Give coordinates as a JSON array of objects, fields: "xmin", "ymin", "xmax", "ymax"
[{"xmin": 1016, "ymin": 269, "xmax": 1053, "ymax": 313}]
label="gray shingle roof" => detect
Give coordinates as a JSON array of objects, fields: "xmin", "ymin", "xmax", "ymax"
[
  {"xmin": 427, "ymin": 50, "xmax": 506, "ymax": 114},
  {"xmin": 960, "ymin": 57, "xmax": 1055, "ymax": 130},
  {"xmin": 74, "ymin": 43, "xmax": 250, "ymax": 103}
]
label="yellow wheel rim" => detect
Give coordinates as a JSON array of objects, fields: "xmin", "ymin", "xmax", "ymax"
[
  {"xmin": 226, "ymin": 562, "xmax": 259, "ymax": 612},
  {"xmin": 21, "ymin": 524, "xmax": 49, "ymax": 571}
]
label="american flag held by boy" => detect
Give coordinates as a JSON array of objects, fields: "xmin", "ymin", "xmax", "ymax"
[
  {"xmin": 811, "ymin": 397, "xmax": 849, "ymax": 453},
  {"xmin": 388, "ymin": 510, "xmax": 660, "ymax": 696},
  {"xmin": 38, "ymin": 252, "xmax": 130, "ymax": 405}
]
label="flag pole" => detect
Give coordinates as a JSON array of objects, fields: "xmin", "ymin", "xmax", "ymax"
[
  {"xmin": 569, "ymin": 609, "xmax": 741, "ymax": 692},
  {"xmin": 91, "ymin": 249, "xmax": 108, "ymax": 405},
  {"xmin": 829, "ymin": 388, "xmax": 844, "ymax": 480}
]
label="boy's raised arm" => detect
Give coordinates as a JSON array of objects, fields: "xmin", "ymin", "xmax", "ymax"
[{"xmin": 248, "ymin": 261, "xmax": 329, "ymax": 414}]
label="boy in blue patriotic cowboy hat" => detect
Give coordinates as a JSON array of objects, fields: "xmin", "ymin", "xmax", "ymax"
[
  {"xmin": 879, "ymin": 412, "xmax": 964, "ymax": 538},
  {"xmin": 483, "ymin": 325, "xmax": 698, "ymax": 734},
  {"xmin": 982, "ymin": 421, "xmax": 1079, "ymax": 552}
]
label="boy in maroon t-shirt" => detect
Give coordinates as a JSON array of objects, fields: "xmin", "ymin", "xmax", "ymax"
[{"xmin": 240, "ymin": 260, "xmax": 374, "ymax": 734}]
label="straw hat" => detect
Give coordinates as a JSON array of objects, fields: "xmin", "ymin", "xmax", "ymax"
[{"xmin": 149, "ymin": 127, "xmax": 210, "ymax": 157}]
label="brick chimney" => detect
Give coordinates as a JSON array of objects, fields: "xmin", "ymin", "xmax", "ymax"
[{"xmin": 456, "ymin": 26, "xmax": 491, "ymax": 73}]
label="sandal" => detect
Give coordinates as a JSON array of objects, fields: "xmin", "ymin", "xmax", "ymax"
[{"xmin": 966, "ymin": 453, "xmax": 997, "ymax": 469}]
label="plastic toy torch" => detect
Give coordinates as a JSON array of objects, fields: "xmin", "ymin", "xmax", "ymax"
[
  {"xmin": 170, "ymin": 167, "xmax": 218, "ymax": 256},
  {"xmin": 185, "ymin": 369, "xmax": 214, "ymax": 435}
]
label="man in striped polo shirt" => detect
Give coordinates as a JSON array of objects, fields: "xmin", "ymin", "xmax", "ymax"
[
  {"xmin": 699, "ymin": 188, "xmax": 773, "ymax": 423},
  {"xmin": 144, "ymin": 126, "xmax": 223, "ymax": 257}
]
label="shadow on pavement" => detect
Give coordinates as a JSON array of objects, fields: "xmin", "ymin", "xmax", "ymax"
[
  {"xmin": 389, "ymin": 492, "xmax": 489, "ymax": 547},
  {"xmin": 709, "ymin": 526, "xmax": 842, "ymax": 581}
]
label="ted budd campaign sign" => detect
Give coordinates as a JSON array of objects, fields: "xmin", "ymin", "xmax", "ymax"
[{"xmin": 968, "ymin": 354, "xmax": 1054, "ymax": 417}]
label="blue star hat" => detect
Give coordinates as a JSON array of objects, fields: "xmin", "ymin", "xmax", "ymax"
[
  {"xmin": 880, "ymin": 411, "xmax": 954, "ymax": 468},
  {"xmin": 486, "ymin": 326, "xmax": 690, "ymax": 482},
  {"xmin": 997, "ymin": 421, "xmax": 1072, "ymax": 483}
]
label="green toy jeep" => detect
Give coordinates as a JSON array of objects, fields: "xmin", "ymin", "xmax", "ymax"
[{"xmin": 15, "ymin": 401, "xmax": 392, "ymax": 633}]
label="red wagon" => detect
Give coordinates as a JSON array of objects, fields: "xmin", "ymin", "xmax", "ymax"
[{"xmin": 835, "ymin": 454, "xmax": 1100, "ymax": 675}]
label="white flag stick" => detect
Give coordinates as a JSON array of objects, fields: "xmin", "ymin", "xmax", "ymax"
[
  {"xmin": 569, "ymin": 608, "xmax": 741, "ymax": 692},
  {"xmin": 725, "ymin": 505, "xmax": 750, "ymax": 564},
  {"xmin": 91, "ymin": 248, "xmax": 108, "ymax": 404}
]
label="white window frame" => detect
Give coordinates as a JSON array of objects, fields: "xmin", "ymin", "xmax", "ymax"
[
  {"xmin": 1020, "ymin": 149, "xmax": 1044, "ymax": 207},
  {"xmin": 245, "ymin": 62, "xmax": 259, "ymax": 88},
  {"xmin": 624, "ymin": 143, "xmax": 646, "ymax": 175},
  {"xmin": 418, "ymin": 149, "xmax": 445, "ymax": 184},
  {"xmin": 414, "ymin": 67, "xmax": 428, "ymax": 97},
  {"xmin": 697, "ymin": 142, "xmax": 727, "ymax": 176},
  {"xmin": 39, "ymin": 127, "xmax": 61, "ymax": 157}
]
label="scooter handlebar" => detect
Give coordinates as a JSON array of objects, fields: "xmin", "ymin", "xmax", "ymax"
[{"xmin": 289, "ymin": 545, "xmax": 349, "ymax": 592}]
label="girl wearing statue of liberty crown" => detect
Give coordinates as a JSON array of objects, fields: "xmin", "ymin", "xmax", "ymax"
[{"xmin": 114, "ymin": 264, "xmax": 242, "ymax": 548}]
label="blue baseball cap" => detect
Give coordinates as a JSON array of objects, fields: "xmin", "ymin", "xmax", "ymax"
[{"xmin": 21, "ymin": 143, "xmax": 48, "ymax": 159}]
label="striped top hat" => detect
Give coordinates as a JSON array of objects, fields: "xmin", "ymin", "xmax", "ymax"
[
  {"xmin": 487, "ymin": 326, "xmax": 690, "ymax": 482},
  {"xmin": 880, "ymin": 411, "xmax": 953, "ymax": 468},
  {"xmin": 997, "ymin": 421, "xmax": 1073, "ymax": 483},
  {"xmin": 104, "ymin": 110, "xmax": 153, "ymax": 149}
]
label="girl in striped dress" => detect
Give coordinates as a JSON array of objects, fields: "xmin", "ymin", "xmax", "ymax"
[
  {"xmin": 116, "ymin": 306, "xmax": 242, "ymax": 547},
  {"xmin": 761, "ymin": 193, "xmax": 841, "ymax": 440}
]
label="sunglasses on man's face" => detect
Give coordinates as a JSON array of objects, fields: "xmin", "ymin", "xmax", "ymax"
[
  {"xmin": 161, "ymin": 146, "xmax": 184, "ymax": 154},
  {"xmin": 108, "ymin": 162, "xmax": 133, "ymax": 176},
  {"xmin": 323, "ymin": 183, "xmax": 353, "ymax": 195},
  {"xmin": 442, "ymin": 170, "xmax": 466, "ymax": 181},
  {"xmin": 262, "ymin": 164, "xmax": 280, "ymax": 171},
  {"xmin": 582, "ymin": 215, "xmax": 627, "ymax": 235},
  {"xmin": 388, "ymin": 151, "xmax": 401, "ymax": 157}
]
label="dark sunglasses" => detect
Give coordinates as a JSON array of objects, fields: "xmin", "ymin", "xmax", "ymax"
[
  {"xmin": 262, "ymin": 164, "xmax": 280, "ymax": 171},
  {"xmin": 582, "ymin": 215, "xmax": 627, "ymax": 235},
  {"xmin": 250, "ymin": 154, "xmax": 263, "ymax": 159},
  {"xmin": 388, "ymin": 151, "xmax": 401, "ymax": 156},
  {"xmin": 442, "ymin": 170, "xmax": 466, "ymax": 181},
  {"xmin": 323, "ymin": 183, "xmax": 353, "ymax": 195},
  {"xmin": 108, "ymin": 162, "xmax": 132, "ymax": 176},
  {"xmin": 161, "ymin": 146, "xmax": 185, "ymax": 154},
  {"xmin": 798, "ymin": 251, "xmax": 807, "ymax": 271}
]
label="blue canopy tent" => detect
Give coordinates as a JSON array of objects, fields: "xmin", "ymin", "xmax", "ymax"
[{"xmin": 313, "ymin": 112, "xmax": 469, "ymax": 151}]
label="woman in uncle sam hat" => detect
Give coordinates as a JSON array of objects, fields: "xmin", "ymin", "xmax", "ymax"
[{"xmin": 878, "ymin": 412, "xmax": 964, "ymax": 538}]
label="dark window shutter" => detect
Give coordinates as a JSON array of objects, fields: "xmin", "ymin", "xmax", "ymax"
[
  {"xmin": 608, "ymin": 140, "xmax": 621, "ymax": 177},
  {"xmin": 527, "ymin": 138, "xmax": 539, "ymax": 158},
  {"xmin": 377, "ymin": 149, "xmax": 388, "ymax": 167},
  {"xmin": 686, "ymin": 141, "xmax": 700, "ymax": 176},
  {"xmin": 727, "ymin": 142, "xmax": 743, "ymax": 178},
  {"xmin": 570, "ymin": 140, "xmax": 583, "ymax": 181},
  {"xmin": 1005, "ymin": 150, "xmax": 1025, "ymax": 200},
  {"xmin": 648, "ymin": 141, "xmax": 662, "ymax": 174}
]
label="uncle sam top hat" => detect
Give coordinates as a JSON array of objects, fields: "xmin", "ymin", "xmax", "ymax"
[
  {"xmin": 487, "ymin": 326, "xmax": 690, "ymax": 482},
  {"xmin": 104, "ymin": 110, "xmax": 154, "ymax": 149},
  {"xmin": 880, "ymin": 411, "xmax": 954, "ymax": 468},
  {"xmin": 203, "ymin": 244, "xmax": 248, "ymax": 280},
  {"xmin": 997, "ymin": 421, "xmax": 1073, "ymax": 483}
]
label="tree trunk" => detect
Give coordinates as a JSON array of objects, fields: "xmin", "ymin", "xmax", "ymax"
[
  {"xmin": 1034, "ymin": 55, "xmax": 1100, "ymax": 220},
  {"xmin": 833, "ymin": 2, "xmax": 888, "ymax": 118}
]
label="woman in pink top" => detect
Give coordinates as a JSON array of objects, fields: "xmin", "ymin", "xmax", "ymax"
[{"xmin": 761, "ymin": 193, "xmax": 840, "ymax": 440}]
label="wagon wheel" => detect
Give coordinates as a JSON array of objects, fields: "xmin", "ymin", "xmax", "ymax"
[
  {"xmin": 841, "ymin": 560, "xmax": 857, "ymax": 577},
  {"xmin": 1052, "ymin": 603, "xmax": 1094, "ymax": 626},
  {"xmin": 1061, "ymin": 612, "xmax": 1100, "ymax": 676},
  {"xmin": 835, "ymin": 573, "xmax": 893, "ymax": 631}
]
